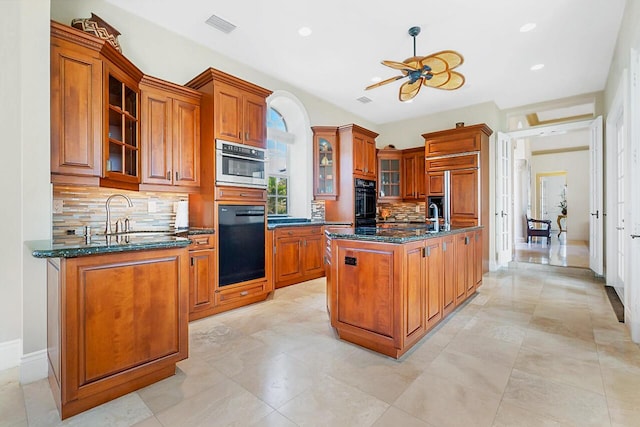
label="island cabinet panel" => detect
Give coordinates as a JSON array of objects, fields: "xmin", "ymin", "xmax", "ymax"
[
  {"xmin": 404, "ymin": 242, "xmax": 426, "ymax": 345},
  {"xmin": 474, "ymin": 229, "xmax": 483, "ymax": 288},
  {"xmin": 336, "ymin": 246, "xmax": 395, "ymax": 338},
  {"xmin": 441, "ymin": 235, "xmax": 456, "ymax": 316},
  {"xmin": 48, "ymin": 248, "xmax": 189, "ymax": 419}
]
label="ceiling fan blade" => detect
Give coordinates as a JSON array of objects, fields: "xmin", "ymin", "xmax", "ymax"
[
  {"xmin": 423, "ymin": 72, "xmax": 451, "ymax": 88},
  {"xmin": 399, "ymin": 79, "xmax": 422, "ymax": 102},
  {"xmin": 431, "ymin": 50, "xmax": 464, "ymax": 69},
  {"xmin": 436, "ymin": 71, "xmax": 465, "ymax": 90},
  {"xmin": 365, "ymin": 74, "xmax": 405, "ymax": 90},
  {"xmin": 382, "ymin": 59, "xmax": 419, "ymax": 71},
  {"xmin": 420, "ymin": 56, "xmax": 448, "ymax": 74}
]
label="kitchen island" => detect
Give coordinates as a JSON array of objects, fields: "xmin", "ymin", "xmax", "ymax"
[
  {"xmin": 324, "ymin": 225, "xmax": 482, "ymax": 358},
  {"xmin": 27, "ymin": 233, "xmax": 192, "ymax": 419}
]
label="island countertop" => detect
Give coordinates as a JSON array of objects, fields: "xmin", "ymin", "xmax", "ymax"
[{"xmin": 325, "ymin": 224, "xmax": 482, "ymax": 244}]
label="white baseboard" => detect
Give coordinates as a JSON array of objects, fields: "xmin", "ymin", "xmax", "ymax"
[
  {"xmin": 0, "ymin": 339, "xmax": 21, "ymax": 371},
  {"xmin": 20, "ymin": 349, "xmax": 47, "ymax": 384}
]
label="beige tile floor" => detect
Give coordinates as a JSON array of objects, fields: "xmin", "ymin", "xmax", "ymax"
[
  {"xmin": 2, "ymin": 265, "xmax": 640, "ymax": 427},
  {"xmin": 515, "ymin": 234, "xmax": 590, "ymax": 268}
]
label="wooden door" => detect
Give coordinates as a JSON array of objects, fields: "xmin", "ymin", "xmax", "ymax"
[
  {"xmin": 404, "ymin": 242, "xmax": 426, "ymax": 344},
  {"xmin": 364, "ymin": 137, "xmax": 377, "ymax": 178},
  {"xmin": 353, "ymin": 133, "xmax": 366, "ymax": 176},
  {"xmin": 50, "ymin": 45, "xmax": 102, "ymax": 177},
  {"xmin": 378, "ymin": 150, "xmax": 402, "ymax": 201},
  {"xmin": 454, "ymin": 233, "xmax": 468, "ymax": 305},
  {"xmin": 243, "ymin": 92, "xmax": 266, "ymax": 148},
  {"xmin": 441, "ymin": 235, "xmax": 456, "ymax": 316},
  {"xmin": 189, "ymin": 249, "xmax": 215, "ymax": 316},
  {"xmin": 275, "ymin": 237, "xmax": 303, "ymax": 283},
  {"xmin": 302, "ymin": 235, "xmax": 324, "ymax": 276},
  {"xmin": 450, "ymin": 169, "xmax": 478, "ymax": 226},
  {"xmin": 474, "ymin": 230, "xmax": 483, "ymax": 288},
  {"xmin": 425, "ymin": 239, "xmax": 443, "ymax": 330},
  {"xmin": 214, "ymin": 82, "xmax": 242, "ymax": 143},
  {"xmin": 172, "ymin": 98, "xmax": 200, "ymax": 187},
  {"xmin": 140, "ymin": 88, "xmax": 172, "ymax": 185},
  {"xmin": 403, "ymin": 153, "xmax": 416, "ymax": 199},
  {"xmin": 427, "ymin": 172, "xmax": 444, "ymax": 196}
]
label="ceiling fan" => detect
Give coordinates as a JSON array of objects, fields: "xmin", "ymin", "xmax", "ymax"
[{"xmin": 365, "ymin": 26, "xmax": 465, "ymax": 102}]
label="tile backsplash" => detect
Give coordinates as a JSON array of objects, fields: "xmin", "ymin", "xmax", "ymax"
[
  {"xmin": 311, "ymin": 199, "xmax": 325, "ymax": 221},
  {"xmin": 377, "ymin": 201, "xmax": 426, "ymax": 222},
  {"xmin": 52, "ymin": 185, "xmax": 187, "ymax": 238}
]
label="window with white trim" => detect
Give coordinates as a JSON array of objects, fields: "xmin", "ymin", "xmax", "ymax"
[{"xmin": 266, "ymin": 107, "xmax": 294, "ymax": 215}]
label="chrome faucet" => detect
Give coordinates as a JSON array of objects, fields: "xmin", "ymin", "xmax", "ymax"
[
  {"xmin": 428, "ymin": 202, "xmax": 439, "ymax": 232},
  {"xmin": 105, "ymin": 194, "xmax": 133, "ymax": 235}
]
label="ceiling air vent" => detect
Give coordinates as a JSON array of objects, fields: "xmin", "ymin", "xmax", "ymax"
[
  {"xmin": 205, "ymin": 14, "xmax": 236, "ymax": 34},
  {"xmin": 356, "ymin": 96, "xmax": 373, "ymax": 104}
]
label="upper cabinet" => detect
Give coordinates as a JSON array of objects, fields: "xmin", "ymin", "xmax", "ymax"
[
  {"xmin": 312, "ymin": 126, "xmax": 339, "ymax": 200},
  {"xmin": 402, "ymin": 147, "xmax": 426, "ymax": 201},
  {"xmin": 51, "ymin": 22, "xmax": 144, "ymax": 190},
  {"xmin": 139, "ymin": 76, "xmax": 201, "ymax": 191},
  {"xmin": 340, "ymin": 124, "xmax": 378, "ymax": 180},
  {"xmin": 423, "ymin": 123, "xmax": 492, "ymax": 158},
  {"xmin": 187, "ymin": 68, "xmax": 272, "ymax": 149},
  {"xmin": 377, "ymin": 149, "xmax": 402, "ymax": 201}
]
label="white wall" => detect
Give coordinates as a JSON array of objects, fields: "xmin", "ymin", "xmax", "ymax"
[{"xmin": 529, "ymin": 149, "xmax": 590, "ymax": 241}]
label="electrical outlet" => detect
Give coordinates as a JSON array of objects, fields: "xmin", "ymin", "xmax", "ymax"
[
  {"xmin": 148, "ymin": 200, "xmax": 157, "ymax": 213},
  {"xmin": 415, "ymin": 205, "xmax": 420, "ymax": 213},
  {"xmin": 53, "ymin": 200, "xmax": 63, "ymax": 214}
]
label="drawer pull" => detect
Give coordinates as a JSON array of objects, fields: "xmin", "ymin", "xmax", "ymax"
[{"xmin": 240, "ymin": 291, "xmax": 249, "ymax": 296}]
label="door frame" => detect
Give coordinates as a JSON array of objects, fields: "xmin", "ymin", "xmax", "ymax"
[{"xmin": 506, "ymin": 116, "xmax": 603, "ymax": 275}]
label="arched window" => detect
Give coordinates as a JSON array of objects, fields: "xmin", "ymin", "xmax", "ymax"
[{"xmin": 266, "ymin": 107, "xmax": 294, "ymax": 215}]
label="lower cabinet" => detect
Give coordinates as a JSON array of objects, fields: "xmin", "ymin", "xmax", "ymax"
[
  {"xmin": 188, "ymin": 234, "xmax": 216, "ymax": 321},
  {"xmin": 274, "ymin": 226, "xmax": 325, "ymax": 288},
  {"xmin": 329, "ymin": 228, "xmax": 482, "ymax": 358},
  {"xmin": 47, "ymin": 247, "xmax": 189, "ymax": 419}
]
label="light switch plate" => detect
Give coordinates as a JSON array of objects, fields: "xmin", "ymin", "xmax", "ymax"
[
  {"xmin": 415, "ymin": 205, "xmax": 420, "ymax": 213},
  {"xmin": 148, "ymin": 201, "xmax": 157, "ymax": 213},
  {"xmin": 53, "ymin": 200, "xmax": 63, "ymax": 214}
]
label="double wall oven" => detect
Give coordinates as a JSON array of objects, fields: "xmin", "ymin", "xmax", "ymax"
[{"xmin": 354, "ymin": 178, "xmax": 377, "ymax": 227}]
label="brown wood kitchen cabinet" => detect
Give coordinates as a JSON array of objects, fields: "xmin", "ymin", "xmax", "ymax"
[
  {"xmin": 423, "ymin": 124, "xmax": 492, "ymax": 272},
  {"xmin": 50, "ymin": 21, "xmax": 143, "ymax": 190},
  {"xmin": 186, "ymin": 68, "xmax": 272, "ymax": 149},
  {"xmin": 312, "ymin": 126, "xmax": 339, "ymax": 200},
  {"xmin": 140, "ymin": 76, "xmax": 201, "ymax": 191},
  {"xmin": 402, "ymin": 147, "xmax": 426, "ymax": 201},
  {"xmin": 341, "ymin": 124, "xmax": 377, "ymax": 180},
  {"xmin": 274, "ymin": 225, "xmax": 325, "ymax": 288},
  {"xmin": 187, "ymin": 234, "xmax": 216, "ymax": 321},
  {"xmin": 46, "ymin": 247, "xmax": 189, "ymax": 419}
]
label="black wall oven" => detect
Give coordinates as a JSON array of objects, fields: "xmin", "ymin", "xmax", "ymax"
[
  {"xmin": 218, "ymin": 204, "xmax": 266, "ymax": 286},
  {"xmin": 354, "ymin": 178, "xmax": 377, "ymax": 227}
]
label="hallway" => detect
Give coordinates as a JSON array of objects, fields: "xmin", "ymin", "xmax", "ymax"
[
  {"xmin": 1, "ymin": 265, "xmax": 639, "ymax": 426},
  {"xmin": 514, "ymin": 233, "xmax": 590, "ymax": 268}
]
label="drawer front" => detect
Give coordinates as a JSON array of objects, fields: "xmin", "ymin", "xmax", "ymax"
[
  {"xmin": 188, "ymin": 234, "xmax": 215, "ymax": 250},
  {"xmin": 215, "ymin": 282, "xmax": 267, "ymax": 304},
  {"xmin": 215, "ymin": 186, "xmax": 267, "ymax": 201},
  {"xmin": 426, "ymin": 154, "xmax": 478, "ymax": 172},
  {"xmin": 275, "ymin": 225, "xmax": 323, "ymax": 238}
]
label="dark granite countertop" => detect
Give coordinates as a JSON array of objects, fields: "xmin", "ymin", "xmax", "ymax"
[
  {"xmin": 26, "ymin": 229, "xmax": 209, "ymax": 258},
  {"xmin": 267, "ymin": 217, "xmax": 351, "ymax": 230},
  {"xmin": 324, "ymin": 224, "xmax": 482, "ymax": 244}
]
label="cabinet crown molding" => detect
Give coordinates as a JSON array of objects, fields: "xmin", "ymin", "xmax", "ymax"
[
  {"xmin": 421, "ymin": 123, "xmax": 493, "ymax": 140},
  {"xmin": 338, "ymin": 123, "xmax": 379, "ymax": 139},
  {"xmin": 185, "ymin": 67, "xmax": 272, "ymax": 98}
]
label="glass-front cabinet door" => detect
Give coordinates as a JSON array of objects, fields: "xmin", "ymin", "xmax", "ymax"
[
  {"xmin": 105, "ymin": 68, "xmax": 140, "ymax": 185},
  {"xmin": 312, "ymin": 126, "xmax": 339, "ymax": 200},
  {"xmin": 377, "ymin": 149, "xmax": 402, "ymax": 201}
]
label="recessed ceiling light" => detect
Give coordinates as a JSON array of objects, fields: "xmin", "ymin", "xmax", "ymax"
[
  {"xmin": 371, "ymin": 76, "xmax": 382, "ymax": 83},
  {"xmin": 530, "ymin": 63, "xmax": 545, "ymax": 71},
  {"xmin": 298, "ymin": 27, "xmax": 312, "ymax": 37},
  {"xmin": 520, "ymin": 23, "xmax": 537, "ymax": 33}
]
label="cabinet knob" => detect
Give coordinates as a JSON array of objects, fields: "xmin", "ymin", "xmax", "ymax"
[
  {"xmin": 175, "ymin": 171, "xmax": 179, "ymax": 181},
  {"xmin": 240, "ymin": 291, "xmax": 249, "ymax": 296},
  {"xmin": 245, "ymin": 132, "xmax": 250, "ymax": 140}
]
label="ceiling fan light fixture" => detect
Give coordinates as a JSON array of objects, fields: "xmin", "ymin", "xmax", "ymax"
[{"xmin": 365, "ymin": 26, "xmax": 465, "ymax": 101}]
